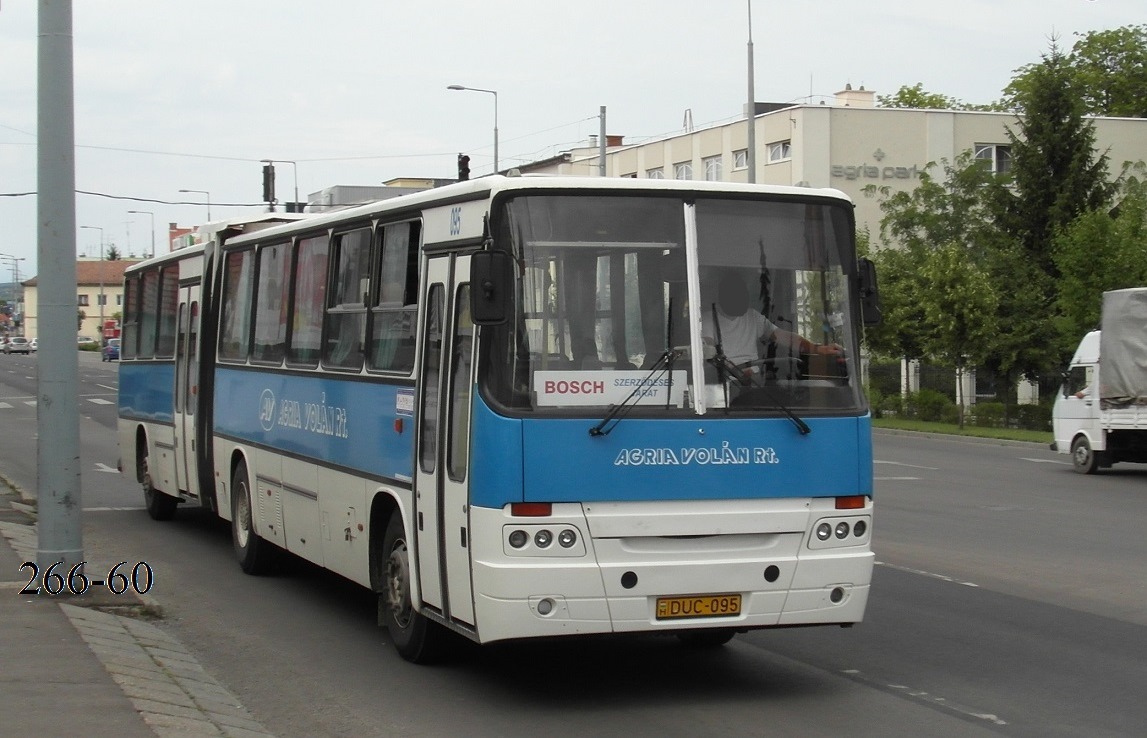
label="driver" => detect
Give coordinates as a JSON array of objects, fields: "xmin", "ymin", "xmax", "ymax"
[{"xmin": 702, "ymin": 273, "xmax": 841, "ymax": 371}]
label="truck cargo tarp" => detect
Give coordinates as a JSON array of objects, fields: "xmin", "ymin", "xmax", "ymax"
[{"xmin": 1099, "ymin": 288, "xmax": 1147, "ymax": 408}]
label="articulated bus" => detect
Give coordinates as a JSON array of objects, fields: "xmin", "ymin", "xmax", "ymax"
[{"xmin": 117, "ymin": 175, "xmax": 881, "ymax": 662}]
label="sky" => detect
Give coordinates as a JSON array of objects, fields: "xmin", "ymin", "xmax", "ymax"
[{"xmin": 0, "ymin": 0, "xmax": 1141, "ymax": 279}]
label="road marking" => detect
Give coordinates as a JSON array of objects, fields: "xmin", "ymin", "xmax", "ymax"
[
  {"xmin": 875, "ymin": 460, "xmax": 938, "ymax": 470},
  {"xmin": 87, "ymin": 398, "xmax": 113, "ymax": 405},
  {"xmin": 840, "ymin": 670, "xmax": 1008, "ymax": 726},
  {"xmin": 1021, "ymin": 457, "xmax": 1070, "ymax": 465},
  {"xmin": 875, "ymin": 476, "xmax": 920, "ymax": 481},
  {"xmin": 876, "ymin": 561, "xmax": 979, "ymax": 587},
  {"xmin": 0, "ymin": 402, "xmax": 11, "ymax": 409},
  {"xmin": 94, "ymin": 463, "xmax": 118, "ymax": 473}
]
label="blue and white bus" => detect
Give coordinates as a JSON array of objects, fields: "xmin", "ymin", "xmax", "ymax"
[{"xmin": 118, "ymin": 175, "xmax": 881, "ymax": 662}]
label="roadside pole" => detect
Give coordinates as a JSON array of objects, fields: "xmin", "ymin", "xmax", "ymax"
[{"xmin": 36, "ymin": 0, "xmax": 84, "ymax": 574}]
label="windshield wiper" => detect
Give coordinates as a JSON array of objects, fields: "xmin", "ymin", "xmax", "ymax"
[
  {"xmin": 709, "ymin": 303, "xmax": 810, "ymax": 436},
  {"xmin": 588, "ymin": 348, "xmax": 680, "ymax": 437},
  {"xmin": 590, "ymin": 298, "xmax": 678, "ymax": 438}
]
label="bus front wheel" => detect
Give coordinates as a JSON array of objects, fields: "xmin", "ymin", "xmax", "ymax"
[
  {"xmin": 231, "ymin": 461, "xmax": 275, "ymax": 574},
  {"xmin": 380, "ymin": 513, "xmax": 446, "ymax": 663}
]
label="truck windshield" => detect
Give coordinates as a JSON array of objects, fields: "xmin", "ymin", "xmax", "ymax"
[{"xmin": 480, "ymin": 192, "xmax": 865, "ymax": 416}]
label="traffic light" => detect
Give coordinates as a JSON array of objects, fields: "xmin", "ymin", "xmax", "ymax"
[
  {"xmin": 262, "ymin": 163, "xmax": 276, "ymax": 203},
  {"xmin": 457, "ymin": 153, "xmax": 470, "ymax": 181}
]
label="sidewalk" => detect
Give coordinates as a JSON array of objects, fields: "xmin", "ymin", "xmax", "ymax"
[{"xmin": 1, "ymin": 484, "xmax": 276, "ymax": 738}]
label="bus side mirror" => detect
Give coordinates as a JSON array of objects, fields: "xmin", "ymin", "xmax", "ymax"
[
  {"xmin": 858, "ymin": 257, "xmax": 882, "ymax": 326},
  {"xmin": 470, "ymin": 250, "xmax": 512, "ymax": 325}
]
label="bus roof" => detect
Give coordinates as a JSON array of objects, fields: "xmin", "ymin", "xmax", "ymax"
[{"xmin": 218, "ymin": 174, "xmax": 855, "ymax": 249}]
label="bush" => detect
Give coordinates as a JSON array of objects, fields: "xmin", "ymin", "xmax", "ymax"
[
  {"xmin": 971, "ymin": 402, "xmax": 1006, "ymax": 428},
  {"xmin": 1017, "ymin": 404, "xmax": 1052, "ymax": 432},
  {"xmin": 913, "ymin": 389, "xmax": 953, "ymax": 423}
]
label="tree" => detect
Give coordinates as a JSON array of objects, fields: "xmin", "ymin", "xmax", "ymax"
[
  {"xmin": 878, "ymin": 83, "xmax": 1004, "ymax": 112},
  {"xmin": 105, "ymin": 244, "xmax": 121, "ymax": 261},
  {"xmin": 1001, "ymin": 40, "xmax": 1113, "ymax": 282},
  {"xmin": 862, "ymin": 155, "xmax": 1004, "ymax": 365},
  {"xmin": 1004, "ymin": 25, "xmax": 1147, "ymax": 118},
  {"xmin": 918, "ymin": 242, "xmax": 999, "ymax": 426},
  {"xmin": 1054, "ymin": 163, "xmax": 1147, "ymax": 340},
  {"xmin": 878, "ymin": 83, "xmax": 961, "ymax": 109}
]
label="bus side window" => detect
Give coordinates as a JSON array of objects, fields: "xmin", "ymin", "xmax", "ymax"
[
  {"xmin": 323, "ymin": 227, "xmax": 371, "ymax": 371},
  {"xmin": 369, "ymin": 221, "xmax": 420, "ymax": 373}
]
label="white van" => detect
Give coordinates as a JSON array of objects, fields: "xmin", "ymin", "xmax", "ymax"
[{"xmin": 1052, "ymin": 289, "xmax": 1147, "ymax": 473}]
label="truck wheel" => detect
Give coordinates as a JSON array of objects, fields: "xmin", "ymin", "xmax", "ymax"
[
  {"xmin": 1071, "ymin": 436, "xmax": 1101, "ymax": 475},
  {"xmin": 379, "ymin": 512, "xmax": 447, "ymax": 663}
]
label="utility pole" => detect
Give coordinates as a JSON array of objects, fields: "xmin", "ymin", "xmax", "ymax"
[
  {"xmin": 746, "ymin": 0, "xmax": 756, "ymax": 183},
  {"xmin": 36, "ymin": 0, "xmax": 84, "ymax": 576}
]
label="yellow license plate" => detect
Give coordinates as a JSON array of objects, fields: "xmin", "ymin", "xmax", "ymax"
[{"xmin": 656, "ymin": 594, "xmax": 742, "ymax": 620}]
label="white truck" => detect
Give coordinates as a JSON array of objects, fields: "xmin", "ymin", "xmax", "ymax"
[{"xmin": 1052, "ymin": 288, "xmax": 1147, "ymax": 474}]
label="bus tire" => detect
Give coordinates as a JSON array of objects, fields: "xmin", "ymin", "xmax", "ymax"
[
  {"xmin": 231, "ymin": 461, "xmax": 276, "ymax": 574},
  {"xmin": 380, "ymin": 512, "xmax": 446, "ymax": 663},
  {"xmin": 1071, "ymin": 436, "xmax": 1101, "ymax": 475},
  {"xmin": 676, "ymin": 629, "xmax": 736, "ymax": 648},
  {"xmin": 140, "ymin": 445, "xmax": 178, "ymax": 521}
]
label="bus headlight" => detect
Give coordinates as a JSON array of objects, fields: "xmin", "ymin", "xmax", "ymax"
[
  {"xmin": 835, "ymin": 522, "xmax": 850, "ymax": 539},
  {"xmin": 558, "ymin": 529, "xmax": 577, "ymax": 548},
  {"xmin": 508, "ymin": 530, "xmax": 529, "ymax": 548},
  {"xmin": 816, "ymin": 522, "xmax": 832, "ymax": 541},
  {"xmin": 534, "ymin": 529, "xmax": 553, "ymax": 548}
]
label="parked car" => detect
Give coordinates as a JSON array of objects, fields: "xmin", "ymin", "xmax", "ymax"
[
  {"xmin": 102, "ymin": 338, "xmax": 121, "ymax": 361},
  {"xmin": 4, "ymin": 337, "xmax": 32, "ymax": 354},
  {"xmin": 77, "ymin": 336, "xmax": 98, "ymax": 349},
  {"xmin": 28, "ymin": 338, "xmax": 37, "ymax": 352}
]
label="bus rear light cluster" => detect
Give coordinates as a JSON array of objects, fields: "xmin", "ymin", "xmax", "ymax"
[
  {"xmin": 809, "ymin": 516, "xmax": 871, "ymax": 550},
  {"xmin": 504, "ymin": 525, "xmax": 585, "ymax": 557}
]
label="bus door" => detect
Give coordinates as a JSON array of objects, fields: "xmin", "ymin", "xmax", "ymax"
[
  {"xmin": 414, "ymin": 254, "xmax": 476, "ymax": 627},
  {"xmin": 173, "ymin": 285, "xmax": 201, "ymax": 499}
]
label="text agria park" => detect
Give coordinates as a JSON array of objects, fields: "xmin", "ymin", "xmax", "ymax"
[{"xmin": 614, "ymin": 443, "xmax": 780, "ymax": 467}]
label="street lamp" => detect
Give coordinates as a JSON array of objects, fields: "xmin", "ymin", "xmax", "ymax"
[
  {"xmin": 178, "ymin": 188, "xmax": 212, "ymax": 220},
  {"xmin": 127, "ymin": 209, "xmax": 156, "ymax": 258},
  {"xmin": 447, "ymin": 84, "xmax": 499, "ymax": 173},
  {"xmin": 260, "ymin": 159, "xmax": 301, "ymax": 212},
  {"xmin": 79, "ymin": 225, "xmax": 106, "ymax": 334}
]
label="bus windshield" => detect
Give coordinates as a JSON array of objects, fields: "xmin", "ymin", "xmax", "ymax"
[{"xmin": 482, "ymin": 192, "xmax": 864, "ymax": 416}]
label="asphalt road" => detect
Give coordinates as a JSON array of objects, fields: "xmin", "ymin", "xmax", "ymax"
[{"xmin": 3, "ymin": 351, "xmax": 1145, "ymax": 737}]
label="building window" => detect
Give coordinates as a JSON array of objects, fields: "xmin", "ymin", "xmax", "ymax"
[
  {"xmin": 78, "ymin": 295, "xmax": 89, "ymax": 306},
  {"xmin": 116, "ymin": 294, "xmax": 123, "ymax": 306},
  {"xmin": 733, "ymin": 149, "xmax": 748, "ymax": 170},
  {"xmin": 646, "ymin": 167, "xmax": 665, "ymax": 179},
  {"xmin": 703, "ymin": 155, "xmax": 723, "ymax": 181},
  {"xmin": 674, "ymin": 161, "xmax": 693, "ymax": 180},
  {"xmin": 974, "ymin": 143, "xmax": 1012, "ymax": 174},
  {"xmin": 97, "ymin": 294, "xmax": 107, "ymax": 307},
  {"xmin": 767, "ymin": 140, "xmax": 792, "ymax": 163}
]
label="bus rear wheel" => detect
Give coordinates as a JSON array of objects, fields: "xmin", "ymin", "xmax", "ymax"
[
  {"xmin": 231, "ymin": 461, "xmax": 276, "ymax": 574},
  {"xmin": 140, "ymin": 445, "xmax": 177, "ymax": 521},
  {"xmin": 380, "ymin": 513, "xmax": 446, "ymax": 663}
]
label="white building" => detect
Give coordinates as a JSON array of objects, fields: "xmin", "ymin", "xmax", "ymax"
[{"xmin": 520, "ymin": 85, "xmax": 1147, "ymax": 241}]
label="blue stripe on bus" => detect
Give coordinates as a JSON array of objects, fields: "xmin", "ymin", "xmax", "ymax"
[
  {"xmin": 212, "ymin": 367, "xmax": 415, "ymax": 482},
  {"xmin": 118, "ymin": 362, "xmax": 176, "ymax": 423},
  {"xmin": 469, "ymin": 395, "xmax": 873, "ymax": 508}
]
